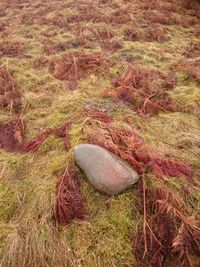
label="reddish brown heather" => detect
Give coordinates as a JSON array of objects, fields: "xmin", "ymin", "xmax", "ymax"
[
  {"xmin": 54, "ymin": 168, "xmax": 85, "ymax": 225},
  {"xmin": 144, "ymin": 25, "xmax": 169, "ymax": 43},
  {"xmin": 64, "ymin": 2, "xmax": 109, "ymax": 24},
  {"xmin": 0, "ymin": 22, "xmax": 5, "ymax": 32}
]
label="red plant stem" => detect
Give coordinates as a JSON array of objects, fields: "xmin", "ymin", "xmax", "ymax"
[{"xmin": 143, "ymin": 176, "xmax": 148, "ymax": 259}]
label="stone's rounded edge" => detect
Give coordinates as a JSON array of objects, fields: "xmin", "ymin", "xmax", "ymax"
[
  {"xmin": 73, "ymin": 144, "xmax": 140, "ymax": 196},
  {"xmin": 74, "ymin": 143, "xmax": 102, "ymax": 160},
  {"xmin": 112, "ymin": 152, "xmax": 140, "ymax": 183}
]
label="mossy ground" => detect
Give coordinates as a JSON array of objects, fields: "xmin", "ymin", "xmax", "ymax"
[{"xmin": 0, "ymin": 0, "xmax": 200, "ymax": 266}]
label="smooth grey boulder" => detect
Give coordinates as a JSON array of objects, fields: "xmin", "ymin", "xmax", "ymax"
[{"xmin": 74, "ymin": 144, "xmax": 139, "ymax": 195}]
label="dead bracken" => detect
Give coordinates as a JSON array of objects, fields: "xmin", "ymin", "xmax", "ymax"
[
  {"xmin": 87, "ymin": 121, "xmax": 192, "ymax": 180},
  {"xmin": 54, "ymin": 167, "xmax": 85, "ymax": 225},
  {"xmin": 0, "ymin": 118, "xmax": 72, "ymax": 153},
  {"xmin": 133, "ymin": 184, "xmax": 200, "ymax": 267},
  {"xmin": 0, "ymin": 118, "xmax": 25, "ymax": 152},
  {"xmin": 49, "ymin": 52, "xmax": 109, "ymax": 84},
  {"xmin": 104, "ymin": 64, "xmax": 176, "ymax": 117},
  {"xmin": 0, "ymin": 66, "xmax": 21, "ymax": 113},
  {"xmin": 0, "ymin": 41, "xmax": 25, "ymax": 58}
]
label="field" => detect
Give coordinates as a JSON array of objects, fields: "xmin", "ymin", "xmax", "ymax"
[{"xmin": 0, "ymin": 0, "xmax": 200, "ymax": 266}]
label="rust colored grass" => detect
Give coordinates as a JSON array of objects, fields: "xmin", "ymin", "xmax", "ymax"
[
  {"xmin": 66, "ymin": 2, "xmax": 109, "ymax": 24},
  {"xmin": 32, "ymin": 56, "xmax": 49, "ymax": 69},
  {"xmin": 0, "ymin": 22, "xmax": 5, "ymax": 31},
  {"xmin": 54, "ymin": 167, "xmax": 85, "ymax": 225}
]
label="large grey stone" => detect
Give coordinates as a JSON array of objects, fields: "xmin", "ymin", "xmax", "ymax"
[{"xmin": 74, "ymin": 144, "xmax": 139, "ymax": 195}]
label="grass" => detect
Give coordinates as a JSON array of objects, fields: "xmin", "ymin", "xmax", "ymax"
[{"xmin": 0, "ymin": 0, "xmax": 200, "ymax": 266}]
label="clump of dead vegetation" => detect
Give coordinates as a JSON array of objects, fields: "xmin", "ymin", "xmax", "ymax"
[
  {"xmin": 49, "ymin": 52, "xmax": 109, "ymax": 86},
  {"xmin": 42, "ymin": 38, "xmax": 93, "ymax": 55},
  {"xmin": 144, "ymin": 9, "xmax": 198, "ymax": 27},
  {"xmin": 110, "ymin": 4, "xmax": 133, "ymax": 24},
  {"xmin": 0, "ymin": 118, "xmax": 72, "ymax": 153},
  {"xmin": 144, "ymin": 25, "xmax": 169, "ymax": 42},
  {"xmin": 89, "ymin": 27, "xmax": 115, "ymax": 40},
  {"xmin": 124, "ymin": 27, "xmax": 143, "ymax": 42},
  {"xmin": 32, "ymin": 56, "xmax": 49, "ymax": 69},
  {"xmin": 0, "ymin": 118, "xmax": 25, "ymax": 152},
  {"xmin": 173, "ymin": 60, "xmax": 200, "ymax": 85},
  {"xmin": 104, "ymin": 64, "xmax": 176, "ymax": 117},
  {"xmin": 60, "ymin": 1, "xmax": 110, "ymax": 24},
  {"xmin": 0, "ymin": 66, "xmax": 21, "ymax": 113},
  {"xmin": 83, "ymin": 108, "xmax": 113, "ymax": 123},
  {"xmin": 0, "ymin": 41, "xmax": 25, "ymax": 58},
  {"xmin": 54, "ymin": 167, "xmax": 85, "ymax": 225},
  {"xmin": 86, "ymin": 121, "xmax": 192, "ymax": 179},
  {"xmin": 134, "ymin": 184, "xmax": 200, "ymax": 267},
  {"xmin": 182, "ymin": 42, "xmax": 200, "ymax": 58},
  {"xmin": 124, "ymin": 24, "xmax": 169, "ymax": 43},
  {"xmin": 0, "ymin": 22, "xmax": 5, "ymax": 32},
  {"xmin": 100, "ymin": 38, "xmax": 123, "ymax": 52},
  {"xmin": 75, "ymin": 2, "xmax": 109, "ymax": 23},
  {"xmin": 22, "ymin": 119, "xmax": 72, "ymax": 153}
]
